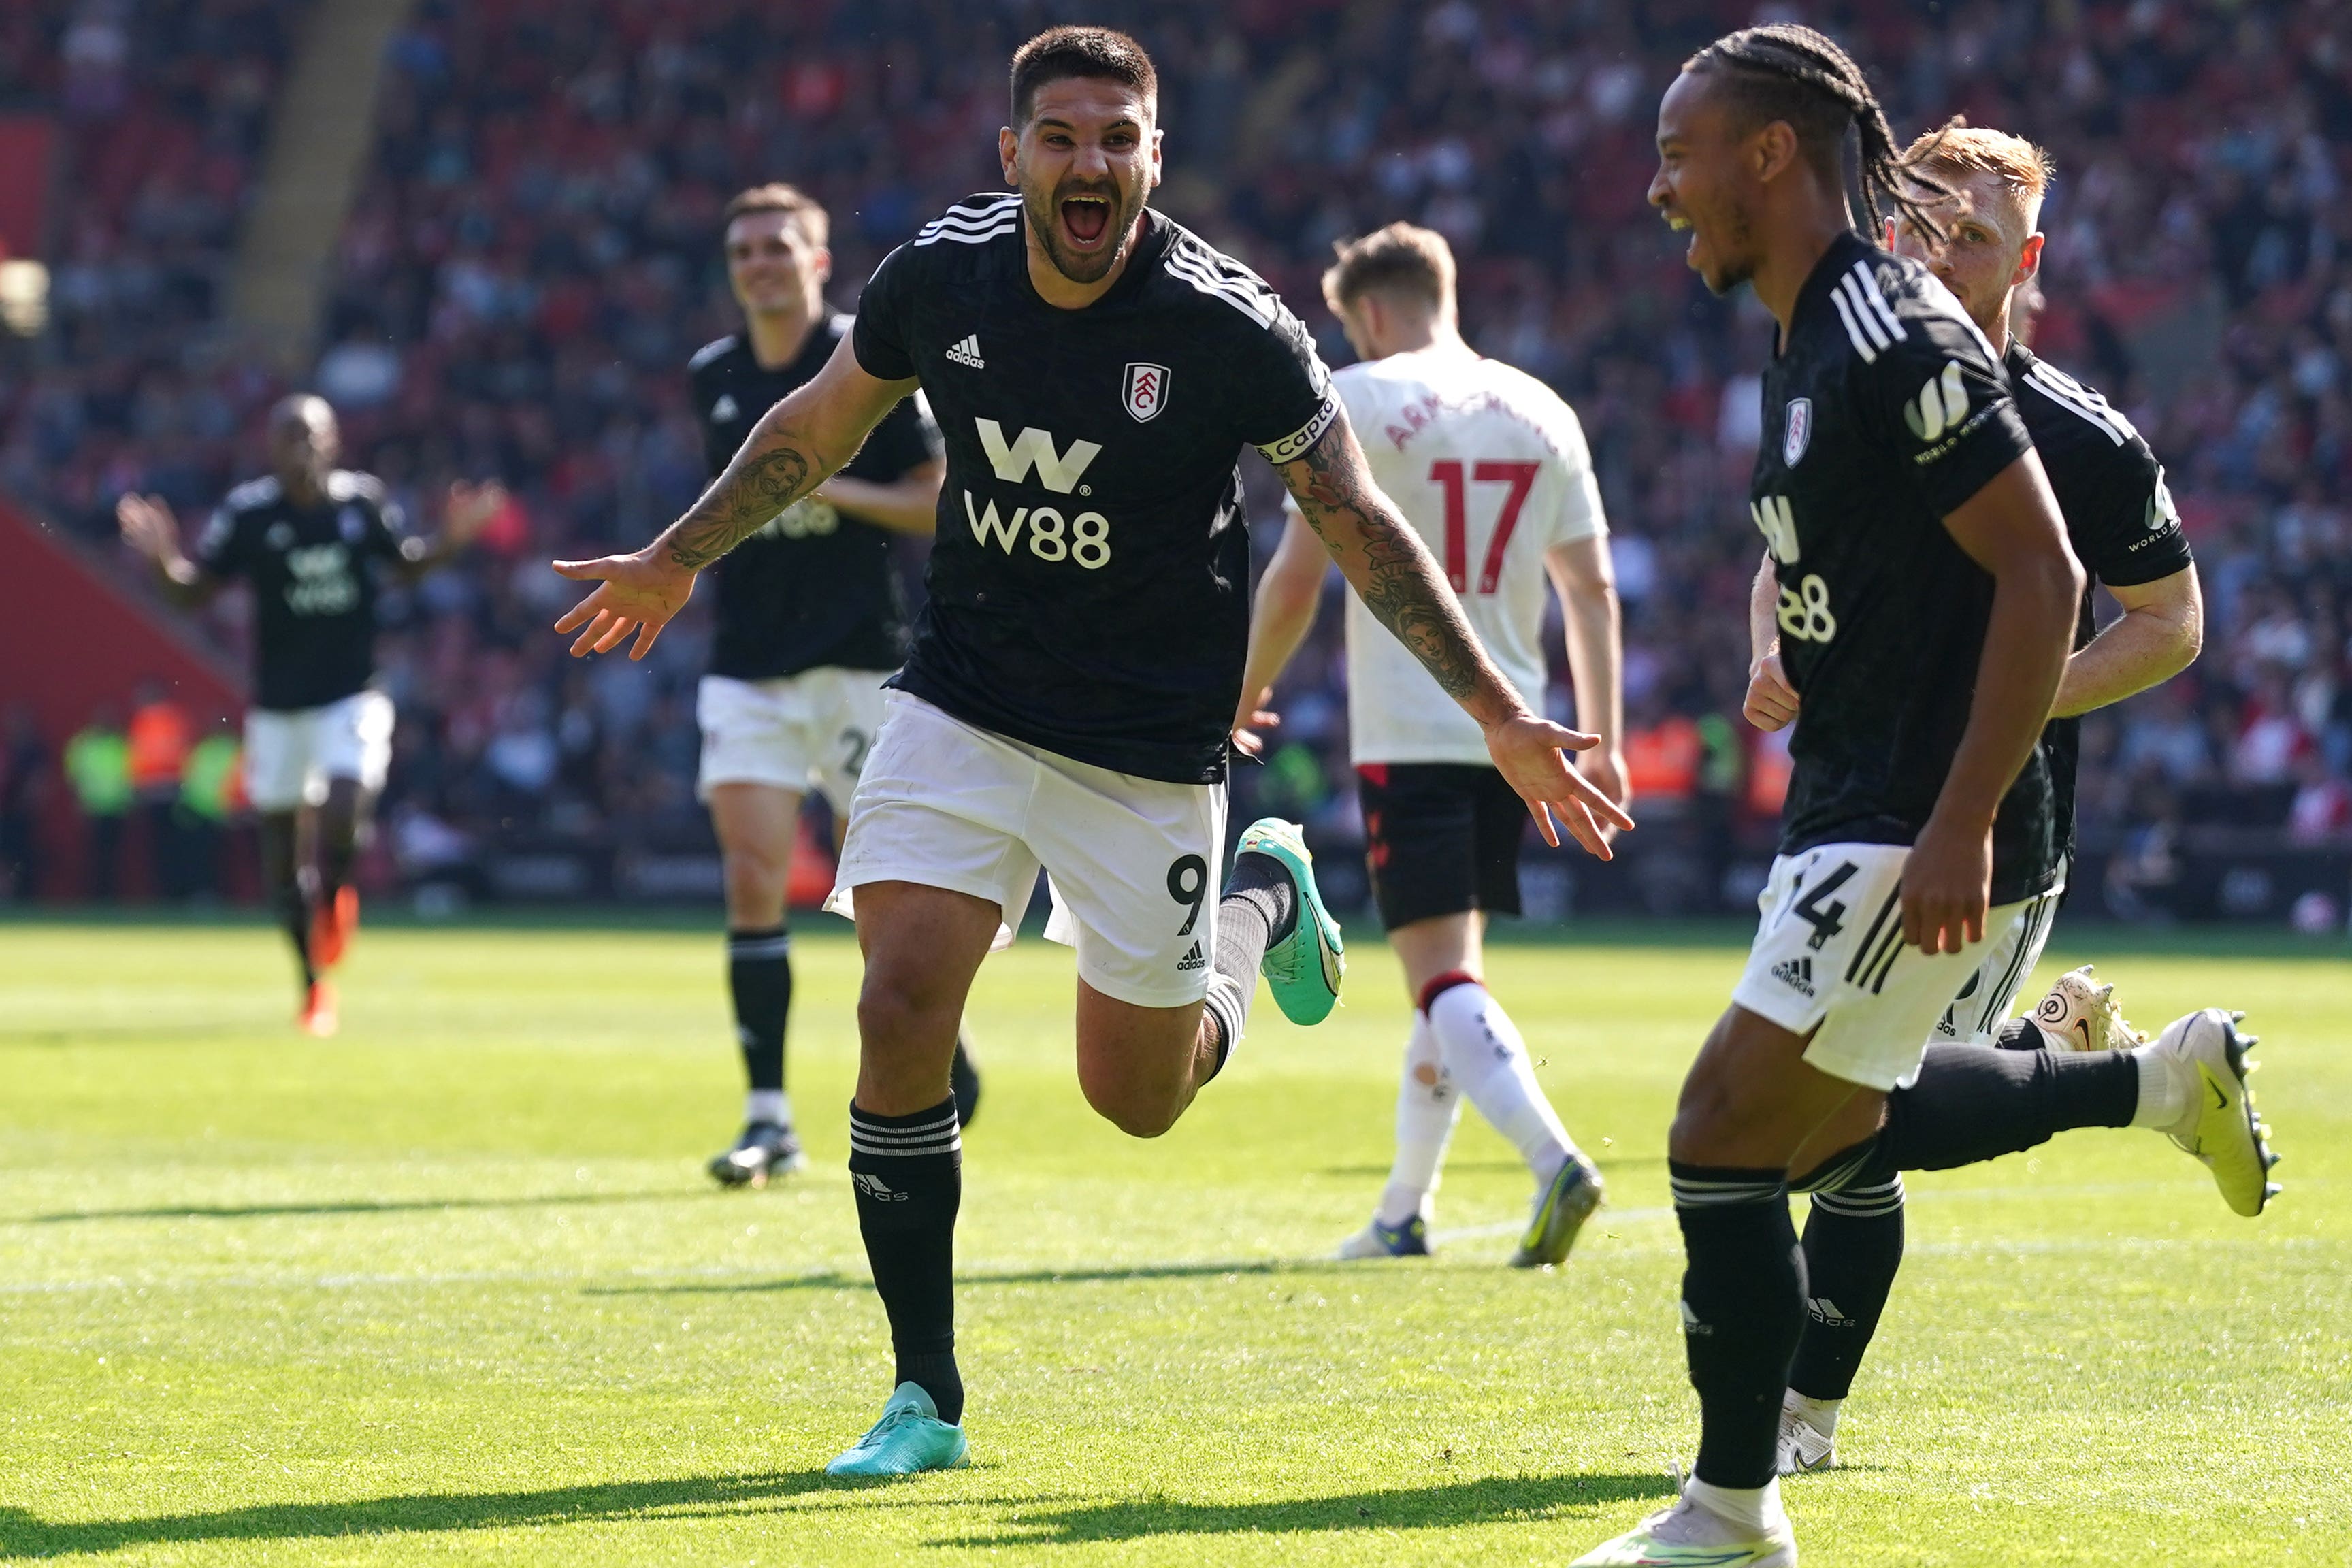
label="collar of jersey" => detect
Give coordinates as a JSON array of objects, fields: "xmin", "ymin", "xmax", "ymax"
[{"xmin": 1781, "ymin": 229, "xmax": 1877, "ymax": 361}]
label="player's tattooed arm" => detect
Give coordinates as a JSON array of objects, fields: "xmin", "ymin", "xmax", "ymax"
[
  {"xmin": 1274, "ymin": 416, "xmax": 1634, "ymax": 856},
  {"xmin": 553, "ymin": 337, "xmax": 915, "ymax": 659},
  {"xmin": 663, "ymin": 438, "xmax": 823, "ymax": 570}
]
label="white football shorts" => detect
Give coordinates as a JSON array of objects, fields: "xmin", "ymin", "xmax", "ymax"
[
  {"xmin": 826, "ymin": 691, "xmax": 1227, "ymax": 1009},
  {"xmin": 1730, "ymin": 842, "xmax": 2039, "ymax": 1091},
  {"xmin": 695, "ymin": 668, "xmax": 889, "ymax": 813},
  {"xmin": 1931, "ymin": 865, "xmax": 2067, "ymax": 1044},
  {"xmin": 244, "ymin": 689, "xmax": 395, "ymax": 811}
]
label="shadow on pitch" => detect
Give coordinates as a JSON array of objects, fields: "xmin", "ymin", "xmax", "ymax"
[
  {"xmin": 0, "ymin": 1470, "xmax": 996, "ymax": 1555},
  {"xmin": 23, "ymin": 1190, "xmax": 684, "ymax": 1225},
  {"xmin": 951, "ymin": 1471, "xmax": 1677, "ymax": 1546},
  {"xmin": 588, "ymin": 1257, "xmax": 1369, "ymax": 1297}
]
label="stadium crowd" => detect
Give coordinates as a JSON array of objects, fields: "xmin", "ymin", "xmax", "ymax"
[{"xmin": 5, "ymin": 0, "xmax": 2351, "ymax": 912}]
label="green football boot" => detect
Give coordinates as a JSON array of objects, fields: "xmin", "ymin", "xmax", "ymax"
[
  {"xmin": 1510, "ymin": 1152, "xmax": 1605, "ymax": 1269},
  {"xmin": 823, "ymin": 1382, "xmax": 969, "ymax": 1477},
  {"xmin": 1234, "ymin": 817, "xmax": 1343, "ymax": 1025}
]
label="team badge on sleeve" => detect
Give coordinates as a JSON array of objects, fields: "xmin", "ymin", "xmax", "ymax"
[
  {"xmin": 1784, "ymin": 397, "xmax": 1812, "ymax": 466},
  {"xmin": 1124, "ymin": 362, "xmax": 1170, "ymax": 423}
]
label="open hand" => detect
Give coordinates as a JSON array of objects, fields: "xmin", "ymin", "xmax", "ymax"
[
  {"xmin": 1482, "ymin": 713, "xmax": 1637, "ymax": 859},
  {"xmin": 444, "ymin": 479, "xmax": 508, "ymax": 546},
  {"xmin": 1902, "ymin": 811, "xmax": 1991, "ymax": 955},
  {"xmin": 551, "ymin": 549, "xmax": 698, "ymax": 659},
  {"xmin": 116, "ymin": 493, "xmax": 182, "ymax": 564},
  {"xmin": 1230, "ymin": 685, "xmax": 1281, "ymax": 760},
  {"xmin": 1744, "ymin": 647, "xmax": 1799, "ymax": 732}
]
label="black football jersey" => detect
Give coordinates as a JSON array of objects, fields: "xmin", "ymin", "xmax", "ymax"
[
  {"xmin": 853, "ymin": 195, "xmax": 1338, "ymax": 784},
  {"xmin": 690, "ymin": 317, "xmax": 942, "ymax": 680},
  {"xmin": 1753, "ymin": 233, "xmax": 2058, "ymax": 904},
  {"xmin": 2009, "ymin": 342, "xmax": 2194, "ymax": 857},
  {"xmin": 193, "ymin": 470, "xmax": 408, "ymax": 711}
]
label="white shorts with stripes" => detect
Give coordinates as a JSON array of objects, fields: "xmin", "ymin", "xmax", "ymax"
[
  {"xmin": 1930, "ymin": 862, "xmax": 2067, "ymax": 1044},
  {"xmin": 1729, "ymin": 843, "xmax": 2038, "ymax": 1092}
]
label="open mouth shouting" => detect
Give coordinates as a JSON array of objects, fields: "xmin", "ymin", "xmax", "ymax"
[{"xmin": 1059, "ymin": 191, "xmax": 1115, "ymax": 252}]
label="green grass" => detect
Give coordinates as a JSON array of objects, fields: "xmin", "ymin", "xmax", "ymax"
[{"xmin": 0, "ymin": 919, "xmax": 2344, "ymax": 1565}]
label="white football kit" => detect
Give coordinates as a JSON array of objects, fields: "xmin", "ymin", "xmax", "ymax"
[{"xmin": 1321, "ymin": 345, "xmax": 1607, "ymax": 766}]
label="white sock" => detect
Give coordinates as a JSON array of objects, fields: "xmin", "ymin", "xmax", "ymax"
[
  {"xmin": 1784, "ymin": 1387, "xmax": 1841, "ymax": 1436},
  {"xmin": 1425, "ymin": 981, "xmax": 1576, "ymax": 1186},
  {"xmin": 1376, "ymin": 1012, "xmax": 1461, "ymax": 1227},
  {"xmin": 1684, "ymin": 1475, "xmax": 1786, "ymax": 1534},
  {"xmin": 2127, "ymin": 1043, "xmax": 2187, "ymax": 1130},
  {"xmin": 747, "ymin": 1088, "xmax": 789, "ymax": 1127}
]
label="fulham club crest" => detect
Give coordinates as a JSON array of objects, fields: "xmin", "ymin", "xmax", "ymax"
[
  {"xmin": 1124, "ymin": 361, "xmax": 1170, "ymax": 423},
  {"xmin": 1783, "ymin": 397, "xmax": 1813, "ymax": 467}
]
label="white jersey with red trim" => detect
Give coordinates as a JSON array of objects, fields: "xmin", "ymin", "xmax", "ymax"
[{"xmin": 1324, "ymin": 345, "xmax": 1605, "ymax": 765}]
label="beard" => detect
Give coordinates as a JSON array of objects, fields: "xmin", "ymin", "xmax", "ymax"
[
  {"xmin": 1698, "ymin": 201, "xmax": 1757, "ymax": 296},
  {"xmin": 1021, "ymin": 172, "xmax": 1143, "ymax": 286}
]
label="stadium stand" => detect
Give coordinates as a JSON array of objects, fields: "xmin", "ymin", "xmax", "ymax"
[{"xmin": 3, "ymin": 0, "xmax": 2348, "ymax": 919}]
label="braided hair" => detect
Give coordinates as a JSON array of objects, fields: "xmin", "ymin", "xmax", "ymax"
[{"xmin": 1686, "ymin": 24, "xmax": 1953, "ymax": 245}]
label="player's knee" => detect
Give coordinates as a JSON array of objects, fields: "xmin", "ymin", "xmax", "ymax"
[
  {"xmin": 1073, "ymin": 1052, "xmax": 1182, "ymax": 1138},
  {"xmin": 855, "ymin": 969, "xmax": 949, "ymax": 1052},
  {"xmin": 1669, "ymin": 1064, "xmax": 1748, "ymax": 1161}
]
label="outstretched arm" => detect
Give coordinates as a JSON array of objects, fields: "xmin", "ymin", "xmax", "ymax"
[
  {"xmin": 553, "ymin": 334, "xmax": 915, "ymax": 658},
  {"xmin": 389, "ymin": 479, "xmax": 506, "ymax": 585},
  {"xmin": 116, "ymin": 495, "xmax": 222, "ymax": 609},
  {"xmin": 1230, "ymin": 508, "xmax": 1328, "ymax": 755},
  {"xmin": 2051, "ymin": 564, "xmax": 2201, "ymax": 717},
  {"xmin": 818, "ymin": 457, "xmax": 945, "ymax": 536},
  {"xmin": 1545, "ymin": 534, "xmax": 1629, "ymax": 833},
  {"xmin": 1273, "ymin": 414, "xmax": 1633, "ymax": 856}
]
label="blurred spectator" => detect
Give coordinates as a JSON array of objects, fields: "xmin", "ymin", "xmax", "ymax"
[
  {"xmin": 0, "ymin": 704, "xmax": 48, "ymax": 900},
  {"xmin": 127, "ymin": 677, "xmax": 193, "ymax": 898},
  {"xmin": 64, "ymin": 703, "xmax": 129, "ymax": 900},
  {"xmin": 176, "ymin": 718, "xmax": 244, "ymax": 899},
  {"xmin": 0, "ymin": 1, "xmax": 2346, "ymax": 912}
]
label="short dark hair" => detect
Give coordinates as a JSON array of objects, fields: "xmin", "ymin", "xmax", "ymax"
[
  {"xmin": 721, "ymin": 183, "xmax": 828, "ymax": 249},
  {"xmin": 1009, "ymin": 26, "xmax": 1157, "ymax": 126},
  {"xmin": 1322, "ymin": 223, "xmax": 1456, "ymax": 312}
]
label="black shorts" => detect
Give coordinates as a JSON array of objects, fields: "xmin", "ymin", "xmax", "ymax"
[{"xmin": 1356, "ymin": 762, "xmax": 1526, "ymax": 931}]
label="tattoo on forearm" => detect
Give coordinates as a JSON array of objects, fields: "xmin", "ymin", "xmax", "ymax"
[
  {"xmin": 664, "ymin": 442, "xmax": 816, "ymax": 570},
  {"xmin": 1289, "ymin": 435, "xmax": 1488, "ymax": 704}
]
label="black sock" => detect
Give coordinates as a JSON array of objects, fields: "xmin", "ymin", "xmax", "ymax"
[
  {"xmin": 1991, "ymin": 1017, "xmax": 2044, "ymax": 1051},
  {"xmin": 277, "ymin": 870, "xmax": 316, "ymax": 988},
  {"xmin": 949, "ymin": 1034, "xmax": 982, "ymax": 1128},
  {"xmin": 728, "ymin": 926, "xmax": 791, "ymax": 1100},
  {"xmin": 319, "ymin": 821, "xmax": 357, "ymax": 900},
  {"xmin": 848, "ymin": 1097, "xmax": 963, "ymax": 1424},
  {"xmin": 1200, "ymin": 851, "xmax": 1295, "ymax": 1077},
  {"xmin": 1671, "ymin": 1161, "xmax": 1804, "ymax": 1489},
  {"xmin": 1787, "ymin": 1145, "xmax": 1905, "ymax": 1402},
  {"xmin": 1880, "ymin": 1043, "xmax": 2138, "ymax": 1171}
]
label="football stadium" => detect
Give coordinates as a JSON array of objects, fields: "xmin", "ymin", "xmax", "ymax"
[{"xmin": 0, "ymin": 3, "xmax": 2345, "ymax": 1564}]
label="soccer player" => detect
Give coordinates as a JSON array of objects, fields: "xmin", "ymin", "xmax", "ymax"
[
  {"xmin": 1748, "ymin": 124, "xmax": 2276, "ymax": 1476},
  {"xmin": 687, "ymin": 182, "xmax": 983, "ymax": 1189},
  {"xmin": 550, "ymin": 26, "xmax": 1631, "ymax": 1478},
  {"xmin": 117, "ymin": 395, "xmax": 497, "ymax": 1036},
  {"xmin": 1575, "ymin": 28, "xmax": 2091, "ymax": 1565},
  {"xmin": 1235, "ymin": 222, "xmax": 1622, "ymax": 1268}
]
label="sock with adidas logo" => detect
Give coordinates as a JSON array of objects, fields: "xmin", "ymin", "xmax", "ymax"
[
  {"xmin": 848, "ymin": 1097, "xmax": 964, "ymax": 1424},
  {"xmin": 1198, "ymin": 851, "xmax": 1296, "ymax": 1079}
]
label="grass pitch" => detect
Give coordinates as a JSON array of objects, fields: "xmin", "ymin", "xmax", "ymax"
[{"xmin": 0, "ymin": 915, "xmax": 2345, "ymax": 1566}]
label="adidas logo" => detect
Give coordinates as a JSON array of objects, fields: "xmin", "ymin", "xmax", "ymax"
[
  {"xmin": 1771, "ymin": 956, "xmax": 1815, "ymax": 997},
  {"xmin": 1806, "ymin": 1295, "xmax": 1854, "ymax": 1327},
  {"xmin": 852, "ymin": 1173, "xmax": 906, "ymax": 1202},
  {"xmin": 1679, "ymin": 1298, "xmax": 1712, "ymax": 1337},
  {"xmin": 945, "ymin": 334, "xmax": 985, "ymax": 369},
  {"xmin": 1176, "ymin": 941, "xmax": 1205, "ymax": 973}
]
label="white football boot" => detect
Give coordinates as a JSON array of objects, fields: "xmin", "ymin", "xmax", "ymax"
[
  {"xmin": 1571, "ymin": 1488, "xmax": 1797, "ymax": 1567},
  {"xmin": 1775, "ymin": 1401, "xmax": 1838, "ymax": 1475},
  {"xmin": 2145, "ymin": 1007, "xmax": 2280, "ymax": 1217},
  {"xmin": 2027, "ymin": 964, "xmax": 2144, "ymax": 1051}
]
